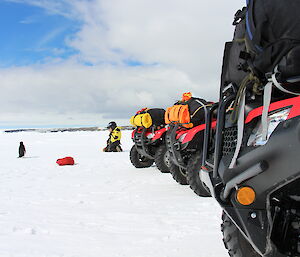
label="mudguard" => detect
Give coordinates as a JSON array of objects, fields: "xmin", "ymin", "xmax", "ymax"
[
  {"xmin": 181, "ymin": 121, "xmax": 217, "ymax": 145},
  {"xmin": 151, "ymin": 127, "xmax": 167, "ymax": 142}
]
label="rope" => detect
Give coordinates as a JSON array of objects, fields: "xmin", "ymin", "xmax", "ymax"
[{"xmin": 230, "ymin": 73, "xmax": 262, "ymax": 123}]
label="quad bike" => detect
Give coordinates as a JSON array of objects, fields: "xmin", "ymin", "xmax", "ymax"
[
  {"xmin": 166, "ymin": 122, "xmax": 212, "ymax": 197},
  {"xmin": 196, "ymin": 3, "xmax": 300, "ymax": 252},
  {"xmin": 201, "ymin": 87, "xmax": 300, "ymax": 257},
  {"xmin": 164, "ymin": 94, "xmax": 208, "ymax": 190},
  {"xmin": 130, "ymin": 126, "xmax": 170, "ymax": 173},
  {"xmin": 193, "ymin": 1, "xmax": 300, "ymax": 255},
  {"xmin": 166, "ymin": 123, "xmax": 204, "ymax": 185},
  {"xmin": 164, "ymin": 94, "xmax": 214, "ymax": 196}
]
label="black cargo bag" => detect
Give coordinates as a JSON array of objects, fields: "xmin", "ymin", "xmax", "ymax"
[
  {"xmin": 246, "ymin": 0, "xmax": 300, "ymax": 91},
  {"xmin": 185, "ymin": 97, "xmax": 208, "ymax": 127},
  {"xmin": 146, "ymin": 108, "xmax": 166, "ymax": 126},
  {"xmin": 220, "ymin": 7, "xmax": 249, "ymax": 93}
]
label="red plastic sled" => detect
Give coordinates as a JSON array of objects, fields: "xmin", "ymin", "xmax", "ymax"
[{"xmin": 56, "ymin": 157, "xmax": 75, "ymax": 166}]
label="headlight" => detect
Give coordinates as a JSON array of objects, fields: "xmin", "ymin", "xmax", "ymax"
[
  {"xmin": 247, "ymin": 108, "xmax": 291, "ymax": 146},
  {"xmin": 178, "ymin": 133, "xmax": 188, "ymax": 143},
  {"xmin": 146, "ymin": 133, "xmax": 154, "ymax": 139}
]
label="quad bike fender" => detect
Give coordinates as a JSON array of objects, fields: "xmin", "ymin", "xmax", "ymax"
[
  {"xmin": 181, "ymin": 121, "xmax": 217, "ymax": 144},
  {"xmin": 131, "ymin": 127, "xmax": 145, "ymax": 139},
  {"xmin": 133, "ymin": 127, "xmax": 167, "ymax": 142},
  {"xmin": 131, "ymin": 129, "xmax": 136, "ymax": 139},
  {"xmin": 180, "ymin": 124, "xmax": 205, "ymax": 144},
  {"xmin": 178, "ymin": 121, "xmax": 217, "ymax": 151},
  {"xmin": 245, "ymin": 95, "xmax": 300, "ymax": 124},
  {"xmin": 132, "ymin": 128, "xmax": 153, "ymax": 140},
  {"xmin": 151, "ymin": 127, "xmax": 167, "ymax": 142}
]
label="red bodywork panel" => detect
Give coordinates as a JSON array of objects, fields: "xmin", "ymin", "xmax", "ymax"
[
  {"xmin": 181, "ymin": 121, "xmax": 217, "ymax": 144},
  {"xmin": 131, "ymin": 127, "xmax": 146, "ymax": 139},
  {"xmin": 168, "ymin": 96, "xmax": 300, "ymax": 146},
  {"xmin": 152, "ymin": 127, "xmax": 167, "ymax": 141},
  {"xmin": 245, "ymin": 96, "xmax": 300, "ymax": 124},
  {"xmin": 132, "ymin": 127, "xmax": 167, "ymax": 141},
  {"xmin": 176, "ymin": 129, "xmax": 188, "ymax": 140}
]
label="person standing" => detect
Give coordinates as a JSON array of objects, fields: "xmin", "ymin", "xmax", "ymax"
[
  {"xmin": 19, "ymin": 142, "xmax": 26, "ymax": 158},
  {"xmin": 103, "ymin": 121, "xmax": 123, "ymax": 152}
]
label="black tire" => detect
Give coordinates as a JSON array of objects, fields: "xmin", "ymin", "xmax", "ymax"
[
  {"xmin": 130, "ymin": 145, "xmax": 154, "ymax": 168},
  {"xmin": 186, "ymin": 152, "xmax": 211, "ymax": 197},
  {"xmin": 169, "ymin": 161, "xmax": 188, "ymax": 185},
  {"xmin": 154, "ymin": 145, "xmax": 170, "ymax": 173},
  {"xmin": 221, "ymin": 211, "xmax": 260, "ymax": 257}
]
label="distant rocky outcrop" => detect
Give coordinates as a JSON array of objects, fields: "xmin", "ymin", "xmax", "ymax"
[{"xmin": 4, "ymin": 126, "xmax": 135, "ymax": 133}]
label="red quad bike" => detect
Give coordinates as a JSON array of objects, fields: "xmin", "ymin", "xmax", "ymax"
[
  {"xmin": 165, "ymin": 97, "xmax": 213, "ymax": 197},
  {"xmin": 130, "ymin": 126, "xmax": 170, "ymax": 173},
  {"xmin": 166, "ymin": 122, "xmax": 213, "ymax": 197},
  {"xmin": 199, "ymin": 2, "xmax": 300, "ymax": 256}
]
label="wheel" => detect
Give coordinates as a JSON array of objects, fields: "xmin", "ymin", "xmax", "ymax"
[
  {"xmin": 169, "ymin": 160, "xmax": 188, "ymax": 185},
  {"xmin": 154, "ymin": 145, "xmax": 170, "ymax": 173},
  {"xmin": 221, "ymin": 211, "xmax": 260, "ymax": 257},
  {"xmin": 186, "ymin": 152, "xmax": 211, "ymax": 197},
  {"xmin": 130, "ymin": 145, "xmax": 154, "ymax": 168}
]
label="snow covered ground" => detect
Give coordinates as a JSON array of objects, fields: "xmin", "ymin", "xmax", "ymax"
[{"xmin": 0, "ymin": 130, "xmax": 227, "ymax": 257}]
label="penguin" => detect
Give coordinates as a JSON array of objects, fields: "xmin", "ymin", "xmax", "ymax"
[{"xmin": 19, "ymin": 142, "xmax": 26, "ymax": 158}]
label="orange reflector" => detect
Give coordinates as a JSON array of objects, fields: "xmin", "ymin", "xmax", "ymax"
[{"xmin": 236, "ymin": 187, "xmax": 256, "ymax": 206}]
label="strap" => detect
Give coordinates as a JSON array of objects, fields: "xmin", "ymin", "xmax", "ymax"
[
  {"xmin": 194, "ymin": 100, "xmax": 211, "ymax": 120},
  {"xmin": 272, "ymin": 72, "xmax": 300, "ymax": 96},
  {"xmin": 261, "ymin": 81, "xmax": 273, "ymax": 141},
  {"xmin": 229, "ymin": 88, "xmax": 246, "ymax": 169},
  {"xmin": 260, "ymin": 68, "xmax": 300, "ymax": 141},
  {"xmin": 191, "ymin": 104, "xmax": 213, "ymax": 119},
  {"xmin": 190, "ymin": 106, "xmax": 203, "ymax": 119}
]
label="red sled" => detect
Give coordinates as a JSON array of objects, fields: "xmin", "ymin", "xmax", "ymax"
[{"xmin": 56, "ymin": 157, "xmax": 75, "ymax": 166}]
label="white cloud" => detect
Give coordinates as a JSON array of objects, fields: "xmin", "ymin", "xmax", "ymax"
[
  {"xmin": 2, "ymin": 0, "xmax": 244, "ymax": 127},
  {"xmin": 0, "ymin": 62, "xmax": 212, "ymax": 127},
  {"xmin": 36, "ymin": 26, "xmax": 68, "ymax": 47}
]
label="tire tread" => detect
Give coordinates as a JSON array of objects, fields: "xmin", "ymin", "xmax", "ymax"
[
  {"xmin": 186, "ymin": 152, "xmax": 211, "ymax": 197},
  {"xmin": 154, "ymin": 145, "xmax": 170, "ymax": 173},
  {"xmin": 130, "ymin": 145, "xmax": 154, "ymax": 168},
  {"xmin": 221, "ymin": 211, "xmax": 260, "ymax": 257},
  {"xmin": 169, "ymin": 161, "xmax": 188, "ymax": 185}
]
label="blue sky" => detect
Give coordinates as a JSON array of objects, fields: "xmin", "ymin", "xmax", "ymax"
[
  {"xmin": 0, "ymin": 0, "xmax": 241, "ymax": 129},
  {"xmin": 0, "ymin": 1, "xmax": 79, "ymax": 67}
]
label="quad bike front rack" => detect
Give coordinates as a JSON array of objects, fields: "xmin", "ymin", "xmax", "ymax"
[
  {"xmin": 166, "ymin": 124, "xmax": 187, "ymax": 170},
  {"xmin": 134, "ymin": 127, "xmax": 154, "ymax": 160},
  {"xmin": 202, "ymin": 102, "xmax": 219, "ymax": 170},
  {"xmin": 212, "ymin": 95, "xmax": 236, "ymax": 178}
]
